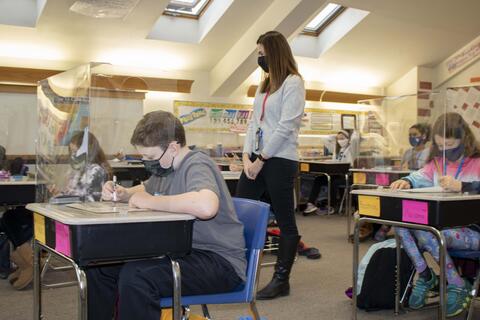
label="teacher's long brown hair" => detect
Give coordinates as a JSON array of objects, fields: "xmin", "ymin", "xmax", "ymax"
[{"xmin": 257, "ymin": 31, "xmax": 301, "ymax": 94}]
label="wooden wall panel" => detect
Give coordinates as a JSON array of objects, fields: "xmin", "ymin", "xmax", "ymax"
[{"xmin": 247, "ymin": 85, "xmax": 383, "ymax": 103}]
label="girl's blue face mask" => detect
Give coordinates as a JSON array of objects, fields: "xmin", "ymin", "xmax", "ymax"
[{"xmin": 409, "ymin": 136, "xmax": 422, "ymax": 147}]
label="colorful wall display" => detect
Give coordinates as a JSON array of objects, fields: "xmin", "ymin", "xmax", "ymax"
[{"xmin": 173, "ymin": 100, "xmax": 364, "ymax": 134}]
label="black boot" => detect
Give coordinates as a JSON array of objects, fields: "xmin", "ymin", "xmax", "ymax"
[{"xmin": 257, "ymin": 234, "xmax": 301, "ymax": 300}]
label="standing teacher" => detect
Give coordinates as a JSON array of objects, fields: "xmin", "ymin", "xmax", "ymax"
[{"xmin": 236, "ymin": 31, "xmax": 305, "ymax": 300}]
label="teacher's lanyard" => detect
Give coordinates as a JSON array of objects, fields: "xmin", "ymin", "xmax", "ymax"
[
  {"xmin": 259, "ymin": 91, "xmax": 270, "ymax": 122},
  {"xmin": 435, "ymin": 156, "xmax": 465, "ymax": 179}
]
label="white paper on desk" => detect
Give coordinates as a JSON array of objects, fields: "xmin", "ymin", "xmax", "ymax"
[
  {"xmin": 67, "ymin": 202, "xmax": 148, "ymax": 213},
  {"xmin": 400, "ymin": 186, "xmax": 455, "ymax": 193}
]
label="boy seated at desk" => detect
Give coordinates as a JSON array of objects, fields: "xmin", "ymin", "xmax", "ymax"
[{"xmin": 92, "ymin": 111, "xmax": 246, "ymax": 320}]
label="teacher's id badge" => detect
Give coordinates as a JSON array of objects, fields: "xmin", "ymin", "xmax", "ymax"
[{"xmin": 255, "ymin": 128, "xmax": 263, "ymax": 152}]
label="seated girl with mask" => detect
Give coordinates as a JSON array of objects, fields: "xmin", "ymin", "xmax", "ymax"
[
  {"xmin": 304, "ymin": 129, "xmax": 358, "ymax": 214},
  {"xmin": 0, "ymin": 130, "xmax": 110, "ymax": 290},
  {"xmin": 401, "ymin": 123, "xmax": 431, "ymax": 170},
  {"xmin": 390, "ymin": 112, "xmax": 480, "ymax": 317}
]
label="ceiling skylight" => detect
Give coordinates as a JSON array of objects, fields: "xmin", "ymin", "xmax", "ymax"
[
  {"xmin": 303, "ymin": 3, "xmax": 345, "ymax": 36},
  {"xmin": 164, "ymin": 0, "xmax": 211, "ymax": 18}
]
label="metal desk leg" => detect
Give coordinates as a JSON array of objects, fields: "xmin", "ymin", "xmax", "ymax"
[
  {"xmin": 171, "ymin": 259, "xmax": 182, "ymax": 320},
  {"xmin": 33, "ymin": 240, "xmax": 42, "ymax": 320},
  {"xmin": 432, "ymin": 229, "xmax": 447, "ymax": 320},
  {"xmin": 394, "ymin": 233, "xmax": 401, "ymax": 315},
  {"xmin": 72, "ymin": 264, "xmax": 88, "ymax": 320}
]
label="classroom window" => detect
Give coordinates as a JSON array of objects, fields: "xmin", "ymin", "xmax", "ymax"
[
  {"xmin": 163, "ymin": 0, "xmax": 211, "ymax": 19},
  {"xmin": 302, "ymin": 3, "xmax": 346, "ymax": 36}
]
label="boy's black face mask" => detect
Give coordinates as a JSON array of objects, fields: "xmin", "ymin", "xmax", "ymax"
[{"xmin": 142, "ymin": 148, "xmax": 174, "ymax": 177}]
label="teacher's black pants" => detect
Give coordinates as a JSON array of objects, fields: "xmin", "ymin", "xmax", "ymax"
[
  {"xmin": 86, "ymin": 249, "xmax": 242, "ymax": 320},
  {"xmin": 236, "ymin": 156, "xmax": 299, "ymax": 236}
]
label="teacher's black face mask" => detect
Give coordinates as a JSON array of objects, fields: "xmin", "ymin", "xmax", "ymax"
[
  {"xmin": 258, "ymin": 56, "xmax": 269, "ymax": 73},
  {"xmin": 142, "ymin": 148, "xmax": 174, "ymax": 177}
]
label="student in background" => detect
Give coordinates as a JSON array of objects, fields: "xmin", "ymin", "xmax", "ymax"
[
  {"xmin": 236, "ymin": 31, "xmax": 305, "ymax": 300},
  {"xmin": 374, "ymin": 123, "xmax": 432, "ymax": 241},
  {"xmin": 91, "ymin": 111, "xmax": 246, "ymax": 320},
  {"xmin": 0, "ymin": 131, "xmax": 110, "ymax": 290},
  {"xmin": 390, "ymin": 112, "xmax": 480, "ymax": 317},
  {"xmin": 401, "ymin": 123, "xmax": 431, "ymax": 170},
  {"xmin": 304, "ymin": 129, "xmax": 358, "ymax": 214},
  {"xmin": 9, "ymin": 157, "xmax": 28, "ymax": 176}
]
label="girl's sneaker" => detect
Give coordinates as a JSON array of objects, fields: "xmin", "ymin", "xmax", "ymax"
[
  {"xmin": 409, "ymin": 268, "xmax": 438, "ymax": 310},
  {"xmin": 446, "ymin": 280, "xmax": 472, "ymax": 318}
]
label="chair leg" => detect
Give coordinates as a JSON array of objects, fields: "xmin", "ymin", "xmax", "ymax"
[
  {"xmin": 201, "ymin": 304, "xmax": 212, "ymax": 320},
  {"xmin": 249, "ymin": 301, "xmax": 261, "ymax": 320},
  {"xmin": 400, "ymin": 268, "xmax": 416, "ymax": 307},
  {"xmin": 466, "ymin": 267, "xmax": 480, "ymax": 320}
]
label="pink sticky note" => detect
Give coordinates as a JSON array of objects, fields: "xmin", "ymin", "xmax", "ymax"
[
  {"xmin": 375, "ymin": 173, "xmax": 390, "ymax": 186},
  {"xmin": 402, "ymin": 200, "xmax": 428, "ymax": 225},
  {"xmin": 55, "ymin": 222, "xmax": 71, "ymax": 257}
]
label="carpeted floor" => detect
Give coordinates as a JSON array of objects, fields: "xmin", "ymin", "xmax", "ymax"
[{"xmin": 0, "ymin": 214, "xmax": 478, "ymax": 319}]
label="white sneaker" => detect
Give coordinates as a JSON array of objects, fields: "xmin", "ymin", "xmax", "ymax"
[{"xmin": 304, "ymin": 203, "xmax": 318, "ymax": 214}]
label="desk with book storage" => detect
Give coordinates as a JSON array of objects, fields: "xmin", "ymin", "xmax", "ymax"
[{"xmin": 27, "ymin": 203, "xmax": 195, "ymax": 320}]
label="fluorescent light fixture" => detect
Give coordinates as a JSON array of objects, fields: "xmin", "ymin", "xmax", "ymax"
[
  {"xmin": 164, "ymin": 0, "xmax": 210, "ymax": 17},
  {"xmin": 304, "ymin": 3, "xmax": 344, "ymax": 34}
]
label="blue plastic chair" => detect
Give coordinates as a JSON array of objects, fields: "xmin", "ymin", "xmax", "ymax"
[
  {"xmin": 448, "ymin": 250, "xmax": 480, "ymax": 320},
  {"xmin": 160, "ymin": 197, "xmax": 270, "ymax": 320}
]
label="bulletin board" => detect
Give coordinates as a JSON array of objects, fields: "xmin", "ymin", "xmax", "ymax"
[
  {"xmin": 446, "ymin": 85, "xmax": 480, "ymax": 137},
  {"xmin": 174, "ymin": 100, "xmax": 365, "ymax": 135}
]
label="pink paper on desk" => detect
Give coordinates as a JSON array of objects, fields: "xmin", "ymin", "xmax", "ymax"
[
  {"xmin": 402, "ymin": 200, "xmax": 428, "ymax": 225},
  {"xmin": 55, "ymin": 221, "xmax": 71, "ymax": 257},
  {"xmin": 375, "ymin": 173, "xmax": 390, "ymax": 186}
]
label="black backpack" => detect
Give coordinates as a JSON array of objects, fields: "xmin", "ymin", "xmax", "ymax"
[{"xmin": 357, "ymin": 240, "xmax": 413, "ymax": 311}]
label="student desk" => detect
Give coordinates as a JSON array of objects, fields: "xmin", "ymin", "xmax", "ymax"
[
  {"xmin": 298, "ymin": 160, "xmax": 351, "ymax": 214},
  {"xmin": 222, "ymin": 171, "xmax": 241, "ymax": 196},
  {"xmin": 350, "ymin": 189, "xmax": 480, "ymax": 320},
  {"xmin": 26, "ymin": 203, "xmax": 195, "ymax": 320},
  {"xmin": 0, "ymin": 179, "xmax": 39, "ymax": 206},
  {"xmin": 346, "ymin": 168, "xmax": 411, "ymax": 240}
]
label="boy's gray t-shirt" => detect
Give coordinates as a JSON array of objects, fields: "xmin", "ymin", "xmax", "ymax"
[{"xmin": 144, "ymin": 151, "xmax": 247, "ymax": 281}]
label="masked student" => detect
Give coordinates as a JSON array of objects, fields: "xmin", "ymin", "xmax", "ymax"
[
  {"xmin": 390, "ymin": 112, "xmax": 480, "ymax": 317},
  {"xmin": 90, "ymin": 111, "xmax": 246, "ymax": 320},
  {"xmin": 0, "ymin": 131, "xmax": 110, "ymax": 290},
  {"xmin": 374, "ymin": 123, "xmax": 432, "ymax": 242},
  {"xmin": 304, "ymin": 129, "xmax": 359, "ymax": 214},
  {"xmin": 401, "ymin": 123, "xmax": 431, "ymax": 170}
]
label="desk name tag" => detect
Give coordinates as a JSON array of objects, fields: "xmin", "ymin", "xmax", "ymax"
[
  {"xmin": 375, "ymin": 173, "xmax": 390, "ymax": 186},
  {"xmin": 353, "ymin": 172, "xmax": 367, "ymax": 184},
  {"xmin": 402, "ymin": 200, "xmax": 428, "ymax": 225},
  {"xmin": 300, "ymin": 163, "xmax": 310, "ymax": 172},
  {"xmin": 55, "ymin": 222, "xmax": 72, "ymax": 257},
  {"xmin": 358, "ymin": 196, "xmax": 380, "ymax": 217},
  {"xmin": 33, "ymin": 213, "xmax": 46, "ymax": 244}
]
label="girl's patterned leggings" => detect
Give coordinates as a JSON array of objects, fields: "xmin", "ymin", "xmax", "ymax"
[{"xmin": 396, "ymin": 227, "xmax": 480, "ymax": 287}]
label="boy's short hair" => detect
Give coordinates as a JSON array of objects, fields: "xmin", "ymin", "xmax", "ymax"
[{"xmin": 130, "ymin": 111, "xmax": 186, "ymax": 149}]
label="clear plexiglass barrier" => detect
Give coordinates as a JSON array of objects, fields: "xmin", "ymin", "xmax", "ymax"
[
  {"xmin": 36, "ymin": 63, "xmax": 188, "ymax": 203},
  {"xmin": 353, "ymin": 92, "xmax": 445, "ymax": 171}
]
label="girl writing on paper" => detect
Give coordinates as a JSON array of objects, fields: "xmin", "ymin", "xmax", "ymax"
[
  {"xmin": 390, "ymin": 113, "xmax": 480, "ymax": 317},
  {"xmin": 0, "ymin": 130, "xmax": 110, "ymax": 290}
]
